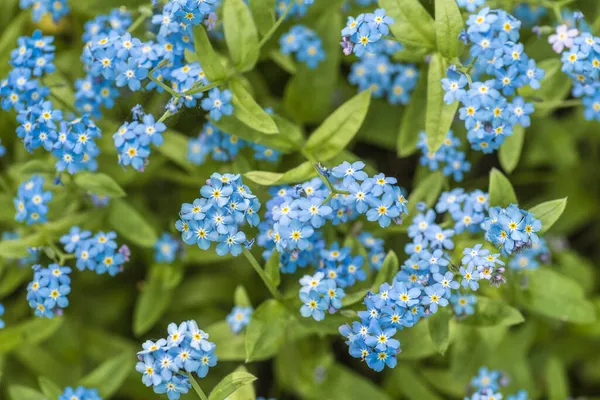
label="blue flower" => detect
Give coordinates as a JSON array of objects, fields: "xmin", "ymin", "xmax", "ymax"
[
  {"xmin": 460, "ymin": 265, "xmax": 480, "ymax": 291},
  {"xmin": 300, "ymin": 290, "xmax": 328, "ymax": 320},
  {"xmin": 0, "ymin": 304, "xmax": 5, "ymax": 329},
  {"xmin": 441, "ymin": 69, "xmax": 468, "ymax": 103},
  {"xmin": 201, "ymin": 88, "xmax": 233, "ymax": 121},
  {"xmin": 216, "ymin": 228, "xmax": 246, "ymax": 256},
  {"xmin": 226, "ymin": 306, "xmax": 253, "ymax": 334},
  {"xmin": 422, "ymin": 284, "xmax": 448, "ymax": 313},
  {"xmin": 154, "ymin": 233, "xmax": 180, "ymax": 263},
  {"xmin": 58, "ymin": 387, "xmax": 101, "ymax": 400}
]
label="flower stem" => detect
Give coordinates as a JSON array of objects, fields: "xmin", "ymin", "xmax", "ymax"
[
  {"xmin": 186, "ymin": 373, "xmax": 209, "ymax": 400},
  {"xmin": 148, "ymin": 60, "xmax": 181, "ymax": 98},
  {"xmin": 184, "ymin": 80, "xmax": 221, "ymax": 95},
  {"xmin": 243, "ymin": 248, "xmax": 281, "ymax": 300},
  {"xmin": 258, "ymin": 0, "xmax": 295, "ymax": 49}
]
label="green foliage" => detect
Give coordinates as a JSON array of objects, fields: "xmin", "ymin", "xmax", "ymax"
[
  {"xmin": 245, "ymin": 299, "xmax": 290, "ymax": 361},
  {"xmin": 426, "ymin": 54, "xmax": 459, "ymax": 152},
  {"xmin": 223, "ymin": 0, "xmax": 260, "ymax": 72},
  {"xmin": 489, "ymin": 168, "xmax": 518, "ymax": 207}
]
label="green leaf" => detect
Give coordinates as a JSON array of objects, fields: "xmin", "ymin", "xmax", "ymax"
[
  {"xmin": 15, "ymin": 159, "xmax": 56, "ymax": 176},
  {"xmin": 223, "ymin": 0, "xmax": 259, "ymax": 72},
  {"xmin": 397, "ymin": 320, "xmax": 438, "ymax": 360},
  {"xmin": 265, "ymin": 249, "xmax": 281, "ymax": 287},
  {"xmin": 230, "ymin": 77, "xmax": 279, "ymax": 134},
  {"xmin": 234, "ymin": 285, "xmax": 252, "ymax": 307},
  {"xmin": 0, "ymin": 233, "xmax": 45, "ymax": 259},
  {"xmin": 208, "ymin": 371, "xmax": 257, "ymax": 400},
  {"xmin": 407, "ymin": 171, "xmax": 444, "ymax": 218},
  {"xmin": 155, "ymin": 130, "xmax": 196, "ymax": 172},
  {"xmin": 488, "ymin": 167, "xmax": 517, "ymax": 207},
  {"xmin": 73, "ymin": 172, "xmax": 126, "ymax": 198},
  {"xmin": 249, "ymin": 0, "xmax": 276, "ymax": 36},
  {"xmin": 519, "ymin": 59, "xmax": 572, "ymax": 116},
  {"xmin": 379, "ymin": 0, "xmax": 436, "ymax": 49},
  {"xmin": 133, "ymin": 265, "xmax": 182, "ymax": 336},
  {"xmin": 371, "ymin": 251, "xmax": 399, "ymax": 290},
  {"xmin": 304, "ymin": 90, "xmax": 372, "ymax": 160},
  {"xmin": 0, "ymin": 317, "xmax": 63, "ymax": 354},
  {"xmin": 545, "ymin": 357, "xmax": 570, "ymax": 400},
  {"xmin": 227, "ymin": 366, "xmax": 257, "ymax": 400},
  {"xmin": 108, "ymin": 199, "xmax": 157, "ymax": 248},
  {"xmin": 385, "ymin": 365, "xmax": 443, "ymax": 400},
  {"xmin": 528, "ymin": 198, "xmax": 567, "ymax": 234},
  {"xmin": 245, "ymin": 299, "xmax": 290, "ymax": 361},
  {"xmin": 207, "ymin": 321, "xmax": 246, "ymax": 361},
  {"xmin": 434, "ymin": 0, "xmax": 463, "ymax": 59},
  {"xmin": 8, "ymin": 386, "xmax": 46, "ymax": 400},
  {"xmin": 0, "ymin": 12, "xmax": 27, "ymax": 78},
  {"xmin": 427, "ymin": 307, "xmax": 451, "ymax": 355},
  {"xmin": 245, "ymin": 162, "xmax": 315, "ymax": 186},
  {"xmin": 78, "ymin": 353, "xmax": 135, "ymax": 398},
  {"xmin": 38, "ymin": 377, "xmax": 63, "ymax": 400},
  {"xmin": 398, "ymin": 71, "xmax": 427, "ymax": 157},
  {"xmin": 193, "ymin": 24, "xmax": 226, "ymax": 82},
  {"xmin": 426, "ymin": 53, "xmax": 458, "ymax": 152},
  {"xmin": 498, "ymin": 124, "xmax": 525, "ymax": 174},
  {"xmin": 522, "ymin": 268, "xmax": 596, "ymax": 323},
  {"xmin": 461, "ymin": 297, "xmax": 524, "ymax": 327}
]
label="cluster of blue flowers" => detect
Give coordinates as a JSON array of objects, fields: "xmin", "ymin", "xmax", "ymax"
[
  {"xmin": 60, "ymin": 226, "xmax": 129, "ymax": 276},
  {"xmin": 508, "ymin": 237, "xmax": 550, "ymax": 270},
  {"xmin": 113, "ymin": 109, "xmax": 166, "ymax": 171},
  {"xmin": 276, "ymin": 0, "xmax": 315, "ymax": 19},
  {"xmin": 467, "ymin": 367, "xmax": 528, "ymax": 400},
  {"xmin": 483, "ymin": 204, "xmax": 542, "ymax": 257},
  {"xmin": 513, "ymin": 4, "xmax": 547, "ymax": 26},
  {"xmin": 154, "ymin": 233, "xmax": 180, "ymax": 264},
  {"xmin": 58, "ymin": 386, "xmax": 101, "ymax": 400},
  {"xmin": 280, "ymin": 25, "xmax": 325, "ymax": 69},
  {"xmin": 20, "ymin": 0, "xmax": 70, "ymax": 22},
  {"xmin": 136, "ymin": 321, "xmax": 217, "ymax": 400},
  {"xmin": 176, "ymin": 173, "xmax": 261, "ymax": 257},
  {"xmin": 187, "ymin": 121, "xmax": 281, "ymax": 164},
  {"xmin": 0, "ymin": 304, "xmax": 5, "ymax": 329},
  {"xmin": 14, "ymin": 175, "xmax": 52, "ymax": 225},
  {"xmin": 226, "ymin": 306, "xmax": 253, "ymax": 334},
  {"xmin": 442, "ymin": 8, "xmax": 545, "ymax": 153},
  {"xmin": 340, "ymin": 9, "xmax": 395, "ymax": 57},
  {"xmin": 435, "ymin": 188, "xmax": 489, "ymax": 234},
  {"xmin": 417, "ymin": 131, "xmax": 471, "ymax": 182},
  {"xmin": 26, "ymin": 264, "xmax": 71, "ymax": 318},
  {"xmin": 550, "ymin": 21, "xmax": 600, "ymax": 122},
  {"xmin": 299, "ymin": 271, "xmax": 346, "ymax": 321}
]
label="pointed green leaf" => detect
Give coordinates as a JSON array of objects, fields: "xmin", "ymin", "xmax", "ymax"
[
  {"xmin": 488, "ymin": 167, "xmax": 517, "ymax": 207},
  {"xmin": 265, "ymin": 249, "xmax": 281, "ymax": 287},
  {"xmin": 8, "ymin": 386, "xmax": 46, "ymax": 400},
  {"xmin": 0, "ymin": 233, "xmax": 45, "ymax": 259},
  {"xmin": 38, "ymin": 377, "xmax": 63, "ymax": 400},
  {"xmin": 427, "ymin": 307, "xmax": 451, "ymax": 355},
  {"xmin": 371, "ymin": 251, "xmax": 399, "ymax": 290},
  {"xmin": 498, "ymin": 124, "xmax": 525, "ymax": 174},
  {"xmin": 528, "ymin": 198, "xmax": 567, "ymax": 234},
  {"xmin": 245, "ymin": 299, "xmax": 290, "ymax": 361},
  {"xmin": 250, "ymin": 0, "xmax": 276, "ymax": 36},
  {"xmin": 207, "ymin": 321, "xmax": 246, "ymax": 361},
  {"xmin": 79, "ymin": 353, "xmax": 135, "ymax": 398},
  {"xmin": 0, "ymin": 317, "xmax": 63, "ymax": 354},
  {"xmin": 193, "ymin": 24, "xmax": 227, "ymax": 82},
  {"xmin": 223, "ymin": 0, "xmax": 259, "ymax": 72},
  {"xmin": 398, "ymin": 71, "xmax": 427, "ymax": 157},
  {"xmin": 545, "ymin": 357, "xmax": 570, "ymax": 400},
  {"xmin": 227, "ymin": 366, "xmax": 257, "ymax": 400},
  {"xmin": 426, "ymin": 54, "xmax": 458, "ymax": 152},
  {"xmin": 435, "ymin": 0, "xmax": 464, "ymax": 59},
  {"xmin": 108, "ymin": 199, "xmax": 157, "ymax": 247},
  {"xmin": 378, "ymin": 0, "xmax": 435, "ymax": 48},
  {"xmin": 230, "ymin": 78, "xmax": 279, "ymax": 134},
  {"xmin": 73, "ymin": 172, "xmax": 126, "ymax": 198},
  {"xmin": 234, "ymin": 285, "xmax": 252, "ymax": 307},
  {"xmin": 208, "ymin": 371, "xmax": 257, "ymax": 400},
  {"xmin": 407, "ymin": 171, "xmax": 444, "ymax": 218},
  {"xmin": 461, "ymin": 297, "xmax": 524, "ymax": 327},
  {"xmin": 304, "ymin": 90, "xmax": 372, "ymax": 160},
  {"xmin": 245, "ymin": 162, "xmax": 315, "ymax": 186}
]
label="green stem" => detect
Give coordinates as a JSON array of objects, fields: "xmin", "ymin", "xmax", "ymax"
[
  {"xmin": 148, "ymin": 59, "xmax": 181, "ymax": 98},
  {"xmin": 310, "ymin": 163, "xmax": 350, "ymax": 205},
  {"xmin": 243, "ymin": 248, "xmax": 281, "ymax": 300},
  {"xmin": 186, "ymin": 373, "xmax": 209, "ymax": 400},
  {"xmin": 184, "ymin": 80, "xmax": 221, "ymax": 95},
  {"xmin": 258, "ymin": 0, "xmax": 295, "ymax": 49},
  {"xmin": 158, "ymin": 110, "xmax": 173, "ymax": 123},
  {"xmin": 128, "ymin": 14, "xmax": 147, "ymax": 34}
]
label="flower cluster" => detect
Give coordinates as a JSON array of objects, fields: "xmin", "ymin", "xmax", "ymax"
[
  {"xmin": 548, "ymin": 21, "xmax": 600, "ymax": 122},
  {"xmin": 58, "ymin": 386, "xmax": 101, "ymax": 400},
  {"xmin": 276, "ymin": 0, "xmax": 315, "ymax": 19},
  {"xmin": 317, "ymin": 243, "xmax": 368, "ymax": 287},
  {"xmin": 187, "ymin": 122, "xmax": 280, "ymax": 165},
  {"xmin": 60, "ymin": 226, "xmax": 129, "ymax": 276},
  {"xmin": 358, "ymin": 232, "xmax": 387, "ymax": 271},
  {"xmin": 26, "ymin": 264, "xmax": 71, "ymax": 318},
  {"xmin": 113, "ymin": 111, "xmax": 165, "ymax": 171},
  {"xmin": 154, "ymin": 233, "xmax": 180, "ymax": 264},
  {"xmin": 340, "ymin": 9, "xmax": 394, "ymax": 57},
  {"xmin": 417, "ymin": 131, "xmax": 471, "ymax": 182},
  {"xmin": 14, "ymin": 175, "xmax": 52, "ymax": 225},
  {"xmin": 176, "ymin": 173, "xmax": 261, "ymax": 257},
  {"xmin": 466, "ymin": 367, "xmax": 528, "ymax": 400},
  {"xmin": 136, "ymin": 321, "xmax": 217, "ymax": 400},
  {"xmin": 20, "ymin": 0, "xmax": 70, "ymax": 22},
  {"xmin": 348, "ymin": 46, "xmax": 419, "ymax": 104},
  {"xmin": 508, "ymin": 237, "xmax": 550, "ymax": 270},
  {"xmin": 443, "ymin": 8, "xmax": 545, "ymax": 153},
  {"xmin": 299, "ymin": 272, "xmax": 346, "ymax": 321},
  {"xmin": 457, "ymin": 0, "xmax": 485, "ymax": 13},
  {"xmin": 226, "ymin": 306, "xmax": 253, "ymax": 334},
  {"xmin": 0, "ymin": 304, "xmax": 5, "ymax": 329},
  {"xmin": 483, "ymin": 204, "xmax": 542, "ymax": 257},
  {"xmin": 280, "ymin": 25, "xmax": 325, "ymax": 69},
  {"xmin": 435, "ymin": 188, "xmax": 489, "ymax": 234}
]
